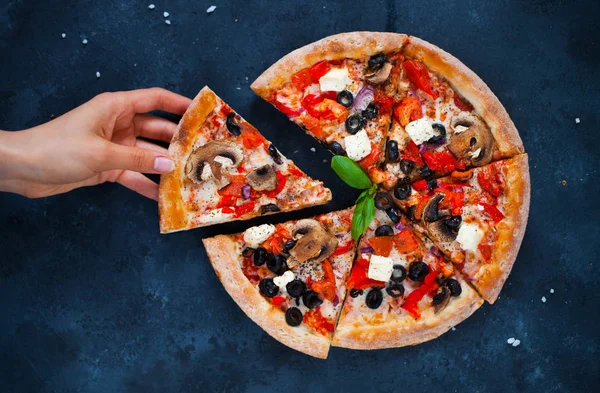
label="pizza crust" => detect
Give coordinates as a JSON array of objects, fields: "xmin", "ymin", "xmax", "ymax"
[
  {"xmin": 471, "ymin": 154, "xmax": 531, "ymax": 303},
  {"xmin": 403, "ymin": 36, "xmax": 524, "ymax": 159},
  {"xmin": 159, "ymin": 86, "xmax": 218, "ymax": 233},
  {"xmin": 332, "ymin": 276, "xmax": 483, "ymax": 349},
  {"xmin": 202, "ymin": 235, "xmax": 331, "ymax": 359},
  {"xmin": 251, "ymin": 32, "xmax": 408, "ymax": 97}
]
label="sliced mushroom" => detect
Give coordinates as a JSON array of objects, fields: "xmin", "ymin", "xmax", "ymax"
[
  {"xmin": 185, "ymin": 141, "xmax": 243, "ymax": 189},
  {"xmin": 449, "ymin": 112, "xmax": 494, "ymax": 166},
  {"xmin": 422, "ymin": 194, "xmax": 445, "ymax": 223},
  {"xmin": 287, "ymin": 219, "xmax": 338, "ymax": 270},
  {"xmin": 426, "ymin": 219, "xmax": 457, "ymax": 245},
  {"xmin": 246, "ymin": 165, "xmax": 277, "ymax": 191},
  {"xmin": 365, "ymin": 62, "xmax": 393, "ymax": 85},
  {"xmin": 432, "ymin": 286, "xmax": 451, "ymax": 313}
]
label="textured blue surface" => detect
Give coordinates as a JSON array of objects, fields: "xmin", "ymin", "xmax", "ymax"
[{"xmin": 1, "ymin": 1, "xmax": 599, "ymax": 392}]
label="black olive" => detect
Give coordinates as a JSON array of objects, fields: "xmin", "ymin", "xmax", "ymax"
[
  {"xmin": 261, "ymin": 204, "xmax": 280, "ymax": 214},
  {"xmin": 400, "ymin": 159, "xmax": 415, "ymax": 175},
  {"xmin": 432, "ymin": 286, "xmax": 450, "ymax": 305},
  {"xmin": 362, "ymin": 102, "xmax": 379, "ymax": 120},
  {"xmin": 350, "ymin": 288, "xmax": 363, "ymax": 298},
  {"xmin": 225, "ymin": 113, "xmax": 241, "ymax": 136},
  {"xmin": 375, "ymin": 225, "xmax": 394, "ymax": 237},
  {"xmin": 267, "ymin": 254, "xmax": 287, "ymax": 274},
  {"xmin": 365, "ymin": 288, "xmax": 384, "ymax": 309},
  {"xmin": 420, "ymin": 165, "xmax": 432, "ymax": 179},
  {"xmin": 329, "ymin": 141, "xmax": 346, "ymax": 156},
  {"xmin": 427, "ymin": 179, "xmax": 438, "ymax": 190},
  {"xmin": 386, "ymin": 283, "xmax": 405, "ymax": 298},
  {"xmin": 282, "ymin": 240, "xmax": 297, "ymax": 253},
  {"xmin": 242, "ymin": 247, "xmax": 254, "ymax": 258},
  {"xmin": 268, "ymin": 144, "xmax": 283, "ymax": 165},
  {"xmin": 445, "ymin": 216, "xmax": 462, "ymax": 229},
  {"xmin": 345, "ymin": 114, "xmax": 365, "ymax": 134},
  {"xmin": 285, "ymin": 307, "xmax": 303, "ymax": 327},
  {"xmin": 253, "ymin": 247, "xmax": 268, "ymax": 266},
  {"xmin": 408, "ymin": 261, "xmax": 430, "ymax": 282},
  {"xmin": 390, "ymin": 264, "xmax": 407, "ymax": 283},
  {"xmin": 259, "ymin": 278, "xmax": 279, "ymax": 298},
  {"xmin": 374, "ymin": 192, "xmax": 394, "ymax": 210},
  {"xmin": 406, "ymin": 205, "xmax": 416, "ymax": 221},
  {"xmin": 368, "ymin": 53, "xmax": 387, "ymax": 70},
  {"xmin": 386, "ymin": 140, "xmax": 400, "ymax": 162},
  {"xmin": 386, "ymin": 206, "xmax": 401, "ymax": 223},
  {"xmin": 337, "ymin": 90, "xmax": 354, "ymax": 107},
  {"xmin": 302, "ymin": 290, "xmax": 323, "ymax": 309},
  {"xmin": 445, "ymin": 278, "xmax": 462, "ymax": 297},
  {"xmin": 428, "ymin": 123, "xmax": 447, "ymax": 144},
  {"xmin": 286, "ymin": 279, "xmax": 306, "ymax": 298},
  {"xmin": 394, "ymin": 183, "xmax": 411, "ymax": 200}
]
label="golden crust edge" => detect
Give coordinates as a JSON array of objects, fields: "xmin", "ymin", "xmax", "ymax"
[
  {"xmin": 404, "ymin": 36, "xmax": 524, "ymax": 158},
  {"xmin": 332, "ymin": 283, "xmax": 483, "ymax": 349},
  {"xmin": 202, "ymin": 236, "xmax": 331, "ymax": 359},
  {"xmin": 474, "ymin": 154, "xmax": 530, "ymax": 303},
  {"xmin": 251, "ymin": 32, "xmax": 408, "ymax": 97}
]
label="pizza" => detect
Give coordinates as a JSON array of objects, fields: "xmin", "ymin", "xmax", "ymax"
[
  {"xmin": 158, "ymin": 86, "xmax": 331, "ymax": 233},
  {"xmin": 251, "ymin": 33, "xmax": 407, "ymax": 173},
  {"xmin": 188, "ymin": 32, "xmax": 530, "ymax": 359},
  {"xmin": 202, "ymin": 208, "xmax": 356, "ymax": 359},
  {"xmin": 332, "ymin": 209, "xmax": 482, "ymax": 349},
  {"xmin": 391, "ymin": 154, "xmax": 530, "ymax": 303}
]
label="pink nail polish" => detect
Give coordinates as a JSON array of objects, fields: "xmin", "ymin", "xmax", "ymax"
[{"xmin": 154, "ymin": 157, "xmax": 175, "ymax": 173}]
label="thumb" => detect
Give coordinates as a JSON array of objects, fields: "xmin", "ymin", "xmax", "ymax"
[{"xmin": 101, "ymin": 143, "xmax": 175, "ymax": 174}]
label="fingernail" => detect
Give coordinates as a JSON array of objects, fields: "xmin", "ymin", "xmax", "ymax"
[{"xmin": 154, "ymin": 157, "xmax": 175, "ymax": 173}]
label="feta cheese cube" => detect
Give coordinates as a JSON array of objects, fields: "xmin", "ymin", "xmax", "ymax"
[
  {"xmin": 368, "ymin": 255, "xmax": 394, "ymax": 282},
  {"xmin": 405, "ymin": 117, "xmax": 436, "ymax": 145},
  {"xmin": 344, "ymin": 129, "xmax": 371, "ymax": 161},
  {"xmin": 319, "ymin": 67, "xmax": 349, "ymax": 92},
  {"xmin": 455, "ymin": 222, "xmax": 484, "ymax": 252},
  {"xmin": 243, "ymin": 224, "xmax": 276, "ymax": 248},
  {"xmin": 273, "ymin": 270, "xmax": 295, "ymax": 289}
]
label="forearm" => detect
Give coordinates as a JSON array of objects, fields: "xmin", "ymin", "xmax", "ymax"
[{"xmin": 0, "ymin": 130, "xmax": 34, "ymax": 196}]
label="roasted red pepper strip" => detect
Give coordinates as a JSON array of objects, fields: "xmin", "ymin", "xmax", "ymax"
[
  {"xmin": 477, "ymin": 168, "xmax": 503, "ymax": 197},
  {"xmin": 271, "ymin": 98, "xmax": 303, "ymax": 117},
  {"xmin": 346, "ymin": 257, "xmax": 386, "ymax": 290},
  {"xmin": 235, "ymin": 202, "xmax": 255, "ymax": 217},
  {"xmin": 288, "ymin": 165, "xmax": 304, "ymax": 177},
  {"xmin": 271, "ymin": 296, "xmax": 285, "ymax": 306},
  {"xmin": 403, "ymin": 60, "xmax": 437, "ymax": 98},
  {"xmin": 216, "ymin": 195, "xmax": 237, "ymax": 208},
  {"xmin": 394, "ymin": 97, "xmax": 422, "ymax": 127},
  {"xmin": 218, "ymin": 175, "xmax": 246, "ymax": 196},
  {"xmin": 309, "ymin": 61, "xmax": 331, "ymax": 81},
  {"xmin": 478, "ymin": 243, "xmax": 493, "ymax": 262},
  {"xmin": 401, "ymin": 267, "xmax": 438, "ymax": 319},
  {"xmin": 331, "ymin": 241, "xmax": 355, "ymax": 257},
  {"xmin": 302, "ymin": 91, "xmax": 338, "ymax": 118},
  {"xmin": 241, "ymin": 127, "xmax": 266, "ymax": 149},
  {"xmin": 311, "ymin": 260, "xmax": 337, "ymax": 302},
  {"xmin": 412, "ymin": 179, "xmax": 429, "ymax": 191},
  {"xmin": 480, "ymin": 201, "xmax": 505, "ymax": 223},
  {"xmin": 264, "ymin": 224, "xmax": 291, "ymax": 255},
  {"xmin": 453, "ymin": 94, "xmax": 473, "ymax": 111},
  {"xmin": 303, "ymin": 308, "xmax": 334, "ymax": 335},
  {"xmin": 422, "ymin": 150, "xmax": 459, "ymax": 175},
  {"xmin": 265, "ymin": 171, "xmax": 287, "ymax": 198},
  {"xmin": 402, "ymin": 141, "xmax": 425, "ymax": 166},
  {"xmin": 358, "ymin": 143, "xmax": 381, "ymax": 169},
  {"xmin": 376, "ymin": 94, "xmax": 394, "ymax": 115},
  {"xmin": 392, "ymin": 229, "xmax": 420, "ymax": 254},
  {"xmin": 291, "ymin": 68, "xmax": 312, "ymax": 91}
]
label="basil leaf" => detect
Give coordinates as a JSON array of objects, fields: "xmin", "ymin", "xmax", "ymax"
[
  {"xmin": 351, "ymin": 195, "xmax": 376, "ymax": 240},
  {"xmin": 355, "ymin": 189, "xmax": 370, "ymax": 205},
  {"xmin": 331, "ymin": 156, "xmax": 372, "ymax": 190}
]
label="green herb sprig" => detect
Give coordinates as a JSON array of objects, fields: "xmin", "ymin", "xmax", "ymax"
[{"xmin": 331, "ymin": 155, "xmax": 377, "ymax": 240}]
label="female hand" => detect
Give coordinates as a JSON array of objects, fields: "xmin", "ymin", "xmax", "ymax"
[{"xmin": 0, "ymin": 88, "xmax": 191, "ymax": 200}]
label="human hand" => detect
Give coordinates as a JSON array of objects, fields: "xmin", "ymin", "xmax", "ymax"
[{"xmin": 0, "ymin": 88, "xmax": 191, "ymax": 200}]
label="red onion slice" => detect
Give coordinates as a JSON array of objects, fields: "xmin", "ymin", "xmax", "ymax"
[
  {"xmin": 333, "ymin": 295, "xmax": 339, "ymax": 307},
  {"xmin": 352, "ymin": 86, "xmax": 374, "ymax": 111},
  {"xmin": 241, "ymin": 184, "xmax": 251, "ymax": 200},
  {"xmin": 395, "ymin": 222, "xmax": 408, "ymax": 231},
  {"xmin": 360, "ymin": 246, "xmax": 374, "ymax": 253}
]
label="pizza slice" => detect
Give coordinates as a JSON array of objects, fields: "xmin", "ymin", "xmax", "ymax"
[
  {"xmin": 391, "ymin": 154, "xmax": 530, "ymax": 303},
  {"xmin": 374, "ymin": 37, "xmax": 525, "ymax": 189},
  {"xmin": 159, "ymin": 86, "xmax": 331, "ymax": 233},
  {"xmin": 332, "ymin": 208, "xmax": 482, "ymax": 349},
  {"xmin": 202, "ymin": 208, "xmax": 356, "ymax": 359},
  {"xmin": 251, "ymin": 32, "xmax": 407, "ymax": 174}
]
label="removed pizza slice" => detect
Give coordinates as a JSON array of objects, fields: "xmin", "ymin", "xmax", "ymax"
[
  {"xmin": 332, "ymin": 209, "xmax": 482, "ymax": 350},
  {"xmin": 159, "ymin": 86, "xmax": 331, "ymax": 233},
  {"xmin": 251, "ymin": 32, "xmax": 407, "ymax": 174},
  {"xmin": 202, "ymin": 208, "xmax": 356, "ymax": 359},
  {"xmin": 375, "ymin": 37, "xmax": 524, "ymax": 189},
  {"xmin": 391, "ymin": 154, "xmax": 530, "ymax": 303}
]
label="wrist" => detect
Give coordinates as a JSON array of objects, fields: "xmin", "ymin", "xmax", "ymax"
[{"xmin": 0, "ymin": 130, "xmax": 35, "ymax": 195}]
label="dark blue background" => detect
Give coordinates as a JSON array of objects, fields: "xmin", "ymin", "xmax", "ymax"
[{"xmin": 1, "ymin": 1, "xmax": 598, "ymax": 392}]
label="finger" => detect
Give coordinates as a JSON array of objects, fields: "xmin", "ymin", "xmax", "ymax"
[
  {"xmin": 133, "ymin": 113, "xmax": 178, "ymax": 142},
  {"xmin": 101, "ymin": 142, "xmax": 174, "ymax": 174},
  {"xmin": 116, "ymin": 170, "xmax": 159, "ymax": 201},
  {"xmin": 123, "ymin": 88, "xmax": 192, "ymax": 115},
  {"xmin": 135, "ymin": 139, "xmax": 169, "ymax": 155}
]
